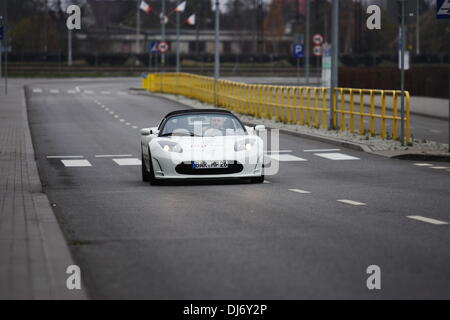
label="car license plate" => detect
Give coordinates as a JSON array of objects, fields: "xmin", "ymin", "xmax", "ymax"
[{"xmin": 192, "ymin": 160, "xmax": 228, "ymax": 169}]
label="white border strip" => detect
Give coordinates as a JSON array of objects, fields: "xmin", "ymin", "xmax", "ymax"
[{"xmin": 407, "ymin": 216, "xmax": 449, "ymax": 225}]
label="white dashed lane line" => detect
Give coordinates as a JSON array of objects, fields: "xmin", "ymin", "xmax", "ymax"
[
  {"xmin": 413, "ymin": 163, "xmax": 433, "ymax": 167},
  {"xmin": 407, "ymin": 216, "xmax": 449, "ymax": 225},
  {"xmin": 289, "ymin": 189, "xmax": 311, "ymax": 194},
  {"xmin": 430, "ymin": 166, "xmax": 448, "ymax": 170},
  {"xmin": 304, "ymin": 149, "xmax": 341, "ymax": 153},
  {"xmin": 61, "ymin": 159, "xmax": 92, "ymax": 167},
  {"xmin": 112, "ymin": 158, "xmax": 142, "ymax": 166},
  {"xmin": 315, "ymin": 153, "xmax": 360, "ymax": 161},
  {"xmin": 95, "ymin": 154, "xmax": 133, "ymax": 158},
  {"xmin": 101, "ymin": 91, "xmax": 111, "ymax": 95},
  {"xmin": 268, "ymin": 154, "xmax": 308, "ymax": 162},
  {"xmin": 67, "ymin": 90, "xmax": 77, "ymax": 94},
  {"xmin": 32, "ymin": 88, "xmax": 43, "ymax": 93},
  {"xmin": 337, "ymin": 199, "xmax": 366, "ymax": 206},
  {"xmin": 84, "ymin": 90, "xmax": 94, "ymax": 94},
  {"xmin": 46, "ymin": 155, "xmax": 84, "ymax": 159},
  {"xmin": 49, "ymin": 89, "xmax": 60, "ymax": 94}
]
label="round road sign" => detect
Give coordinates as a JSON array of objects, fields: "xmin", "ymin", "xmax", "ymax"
[
  {"xmin": 313, "ymin": 45, "xmax": 323, "ymax": 57},
  {"xmin": 158, "ymin": 41, "xmax": 169, "ymax": 53},
  {"xmin": 313, "ymin": 34, "xmax": 324, "ymax": 45}
]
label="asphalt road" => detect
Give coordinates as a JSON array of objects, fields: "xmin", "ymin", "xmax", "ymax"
[{"xmin": 26, "ymin": 79, "xmax": 450, "ymax": 299}]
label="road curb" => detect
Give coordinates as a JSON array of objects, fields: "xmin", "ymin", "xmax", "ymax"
[
  {"xmin": 23, "ymin": 86, "xmax": 89, "ymax": 299},
  {"xmin": 133, "ymin": 90, "xmax": 450, "ymax": 162}
]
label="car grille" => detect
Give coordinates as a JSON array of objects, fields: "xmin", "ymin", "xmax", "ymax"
[{"xmin": 175, "ymin": 161, "xmax": 244, "ymax": 175}]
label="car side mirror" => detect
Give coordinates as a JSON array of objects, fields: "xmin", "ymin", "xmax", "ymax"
[
  {"xmin": 140, "ymin": 128, "xmax": 151, "ymax": 136},
  {"xmin": 255, "ymin": 125, "xmax": 266, "ymax": 131}
]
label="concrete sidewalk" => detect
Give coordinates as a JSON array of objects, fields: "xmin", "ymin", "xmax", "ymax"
[{"xmin": 0, "ymin": 82, "xmax": 87, "ymax": 299}]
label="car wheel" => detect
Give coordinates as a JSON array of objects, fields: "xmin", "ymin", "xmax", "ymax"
[
  {"xmin": 141, "ymin": 151, "xmax": 151, "ymax": 182},
  {"xmin": 250, "ymin": 175, "xmax": 264, "ymax": 184},
  {"xmin": 147, "ymin": 148, "xmax": 159, "ymax": 186}
]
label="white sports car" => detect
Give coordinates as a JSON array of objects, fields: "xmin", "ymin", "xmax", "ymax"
[{"xmin": 140, "ymin": 109, "xmax": 266, "ymax": 185}]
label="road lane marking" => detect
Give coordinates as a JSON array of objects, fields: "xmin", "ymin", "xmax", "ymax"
[
  {"xmin": 105, "ymin": 108, "xmax": 109, "ymax": 111},
  {"xmin": 95, "ymin": 154, "xmax": 133, "ymax": 158},
  {"xmin": 268, "ymin": 154, "xmax": 307, "ymax": 162},
  {"xmin": 337, "ymin": 199, "xmax": 366, "ymax": 206},
  {"xmin": 407, "ymin": 216, "xmax": 449, "ymax": 225},
  {"xmin": 132, "ymin": 126, "xmax": 138, "ymax": 129},
  {"xmin": 289, "ymin": 189, "xmax": 311, "ymax": 194},
  {"xmin": 125, "ymin": 122, "xmax": 131, "ymax": 126},
  {"xmin": 114, "ymin": 115, "xmax": 119, "ymax": 118},
  {"xmin": 49, "ymin": 89, "xmax": 59, "ymax": 94},
  {"xmin": 264, "ymin": 150, "xmax": 293, "ymax": 154},
  {"xmin": 47, "ymin": 155, "xmax": 84, "ymax": 159},
  {"xmin": 413, "ymin": 163, "xmax": 433, "ymax": 167},
  {"xmin": 32, "ymin": 88, "xmax": 43, "ymax": 93},
  {"xmin": 67, "ymin": 90, "xmax": 77, "ymax": 94},
  {"xmin": 263, "ymin": 180, "xmax": 271, "ymax": 184},
  {"xmin": 117, "ymin": 91, "xmax": 127, "ymax": 95},
  {"xmin": 304, "ymin": 149, "xmax": 340, "ymax": 152},
  {"xmin": 101, "ymin": 91, "xmax": 111, "ymax": 95},
  {"xmin": 119, "ymin": 119, "xmax": 125, "ymax": 122},
  {"xmin": 112, "ymin": 158, "xmax": 142, "ymax": 166},
  {"xmin": 109, "ymin": 111, "xmax": 114, "ymax": 114},
  {"xmin": 430, "ymin": 167, "xmax": 448, "ymax": 170},
  {"xmin": 315, "ymin": 153, "xmax": 360, "ymax": 161},
  {"xmin": 61, "ymin": 159, "xmax": 92, "ymax": 167},
  {"xmin": 84, "ymin": 90, "xmax": 94, "ymax": 94}
]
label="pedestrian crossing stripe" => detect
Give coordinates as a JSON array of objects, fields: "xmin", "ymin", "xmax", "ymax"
[
  {"xmin": 314, "ymin": 153, "xmax": 360, "ymax": 161},
  {"xmin": 268, "ymin": 154, "xmax": 308, "ymax": 162}
]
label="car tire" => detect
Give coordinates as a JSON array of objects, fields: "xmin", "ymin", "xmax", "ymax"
[
  {"xmin": 147, "ymin": 148, "xmax": 159, "ymax": 186},
  {"xmin": 250, "ymin": 175, "xmax": 264, "ymax": 184},
  {"xmin": 142, "ymin": 151, "xmax": 151, "ymax": 182}
]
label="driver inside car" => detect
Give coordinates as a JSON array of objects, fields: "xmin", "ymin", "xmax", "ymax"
[{"xmin": 204, "ymin": 117, "xmax": 227, "ymax": 136}]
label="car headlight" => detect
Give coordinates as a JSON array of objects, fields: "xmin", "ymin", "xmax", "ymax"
[
  {"xmin": 158, "ymin": 141, "xmax": 183, "ymax": 153},
  {"xmin": 235, "ymin": 138, "xmax": 256, "ymax": 152}
]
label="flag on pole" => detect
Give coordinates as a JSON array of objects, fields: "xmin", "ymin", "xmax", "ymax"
[
  {"xmin": 187, "ymin": 13, "xmax": 196, "ymax": 25},
  {"xmin": 175, "ymin": 1, "xmax": 187, "ymax": 12},
  {"xmin": 160, "ymin": 13, "xmax": 169, "ymax": 24},
  {"xmin": 140, "ymin": 1, "xmax": 152, "ymax": 14}
]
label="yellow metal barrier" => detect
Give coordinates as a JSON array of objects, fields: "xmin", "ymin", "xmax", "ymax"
[{"xmin": 143, "ymin": 73, "xmax": 411, "ymax": 144}]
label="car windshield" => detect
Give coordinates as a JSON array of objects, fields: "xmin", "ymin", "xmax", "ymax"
[{"xmin": 159, "ymin": 113, "xmax": 246, "ymax": 137}]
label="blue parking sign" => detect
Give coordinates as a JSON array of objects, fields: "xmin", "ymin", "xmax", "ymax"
[
  {"xmin": 293, "ymin": 43, "xmax": 304, "ymax": 58},
  {"xmin": 437, "ymin": 0, "xmax": 450, "ymax": 19},
  {"xmin": 149, "ymin": 41, "xmax": 159, "ymax": 53}
]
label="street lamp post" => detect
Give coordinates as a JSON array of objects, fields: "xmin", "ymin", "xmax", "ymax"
[
  {"xmin": 305, "ymin": 0, "xmax": 310, "ymax": 85},
  {"xmin": 161, "ymin": 0, "xmax": 166, "ymax": 68},
  {"xmin": 136, "ymin": 0, "xmax": 141, "ymax": 65},
  {"xmin": 329, "ymin": 0, "xmax": 339, "ymax": 129},
  {"xmin": 400, "ymin": 0, "xmax": 406, "ymax": 146}
]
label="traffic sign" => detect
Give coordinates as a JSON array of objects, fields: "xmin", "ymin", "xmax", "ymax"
[
  {"xmin": 158, "ymin": 41, "xmax": 169, "ymax": 54},
  {"xmin": 313, "ymin": 34, "xmax": 324, "ymax": 45},
  {"xmin": 313, "ymin": 45, "xmax": 323, "ymax": 57},
  {"xmin": 149, "ymin": 41, "xmax": 159, "ymax": 53},
  {"xmin": 292, "ymin": 43, "xmax": 304, "ymax": 58},
  {"xmin": 437, "ymin": 0, "xmax": 450, "ymax": 19}
]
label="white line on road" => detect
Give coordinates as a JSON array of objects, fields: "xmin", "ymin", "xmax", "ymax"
[
  {"xmin": 95, "ymin": 154, "xmax": 133, "ymax": 158},
  {"xmin": 49, "ymin": 89, "xmax": 59, "ymax": 94},
  {"xmin": 112, "ymin": 158, "xmax": 142, "ymax": 166},
  {"xmin": 132, "ymin": 126, "xmax": 138, "ymax": 129},
  {"xmin": 289, "ymin": 189, "xmax": 311, "ymax": 194},
  {"xmin": 32, "ymin": 88, "xmax": 43, "ymax": 93},
  {"xmin": 413, "ymin": 163, "xmax": 434, "ymax": 167},
  {"xmin": 117, "ymin": 91, "xmax": 127, "ymax": 95},
  {"xmin": 67, "ymin": 90, "xmax": 77, "ymax": 94},
  {"xmin": 263, "ymin": 180, "xmax": 271, "ymax": 184},
  {"xmin": 337, "ymin": 199, "xmax": 366, "ymax": 206},
  {"xmin": 61, "ymin": 159, "xmax": 92, "ymax": 167},
  {"xmin": 101, "ymin": 91, "xmax": 111, "ymax": 95},
  {"xmin": 304, "ymin": 149, "xmax": 341, "ymax": 152},
  {"xmin": 125, "ymin": 122, "xmax": 131, "ymax": 126},
  {"xmin": 105, "ymin": 108, "xmax": 109, "ymax": 111},
  {"xmin": 47, "ymin": 155, "xmax": 84, "ymax": 159},
  {"xmin": 264, "ymin": 150, "xmax": 293, "ymax": 154},
  {"xmin": 268, "ymin": 154, "xmax": 308, "ymax": 162},
  {"xmin": 430, "ymin": 167, "xmax": 448, "ymax": 170},
  {"xmin": 407, "ymin": 216, "xmax": 449, "ymax": 225},
  {"xmin": 315, "ymin": 153, "xmax": 360, "ymax": 161},
  {"xmin": 119, "ymin": 119, "xmax": 125, "ymax": 122},
  {"xmin": 84, "ymin": 90, "xmax": 94, "ymax": 94},
  {"xmin": 114, "ymin": 115, "xmax": 119, "ymax": 118},
  {"xmin": 109, "ymin": 111, "xmax": 114, "ymax": 114}
]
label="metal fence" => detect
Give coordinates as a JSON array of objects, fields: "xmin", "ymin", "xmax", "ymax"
[{"xmin": 143, "ymin": 73, "xmax": 411, "ymax": 144}]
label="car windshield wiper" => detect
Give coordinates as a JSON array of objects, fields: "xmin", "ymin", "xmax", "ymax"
[{"xmin": 159, "ymin": 132, "xmax": 201, "ymax": 137}]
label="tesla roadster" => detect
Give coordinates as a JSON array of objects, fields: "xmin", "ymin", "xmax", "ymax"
[{"xmin": 140, "ymin": 109, "xmax": 266, "ymax": 185}]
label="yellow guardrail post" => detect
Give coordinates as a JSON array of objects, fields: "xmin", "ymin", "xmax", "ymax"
[
  {"xmin": 393, "ymin": 91, "xmax": 398, "ymax": 141},
  {"xmin": 314, "ymin": 89, "xmax": 319, "ymax": 128},
  {"xmin": 293, "ymin": 87, "xmax": 299, "ymax": 125},
  {"xmin": 359, "ymin": 90, "xmax": 365, "ymax": 135},
  {"xmin": 306, "ymin": 88, "xmax": 311, "ymax": 126},
  {"xmin": 370, "ymin": 90, "xmax": 375, "ymax": 137},
  {"xmin": 340, "ymin": 88, "xmax": 346, "ymax": 132},
  {"xmin": 349, "ymin": 89, "xmax": 355, "ymax": 133},
  {"xmin": 406, "ymin": 91, "xmax": 411, "ymax": 144},
  {"xmin": 299, "ymin": 88, "xmax": 305, "ymax": 126},
  {"xmin": 321, "ymin": 88, "xmax": 327, "ymax": 129}
]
